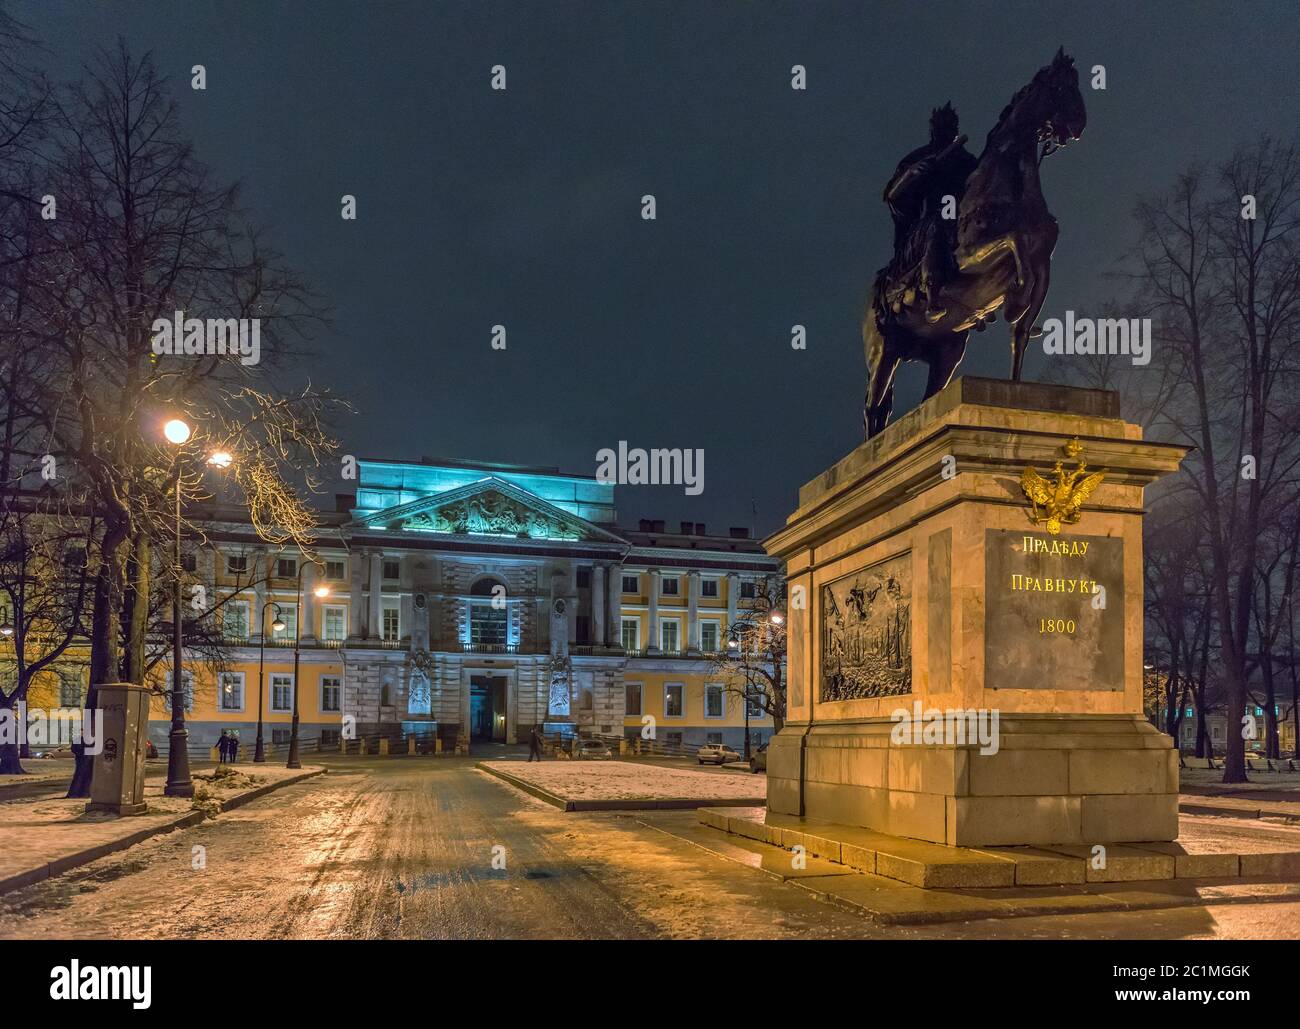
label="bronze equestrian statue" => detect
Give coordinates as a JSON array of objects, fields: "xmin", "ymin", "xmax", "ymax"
[{"xmin": 863, "ymin": 49, "xmax": 1087, "ymax": 437}]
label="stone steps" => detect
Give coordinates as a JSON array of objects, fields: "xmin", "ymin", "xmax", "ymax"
[{"xmin": 699, "ymin": 805, "xmax": 1300, "ymax": 889}]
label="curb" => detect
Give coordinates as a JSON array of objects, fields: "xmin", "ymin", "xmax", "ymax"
[
  {"xmin": 476, "ymin": 762, "xmax": 765, "ymax": 812},
  {"xmin": 0, "ymin": 767, "xmax": 326, "ymax": 898},
  {"xmin": 1180, "ymin": 799, "xmax": 1300, "ymax": 823}
]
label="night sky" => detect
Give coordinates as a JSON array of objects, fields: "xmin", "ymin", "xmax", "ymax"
[{"xmin": 16, "ymin": 1, "xmax": 1300, "ymax": 536}]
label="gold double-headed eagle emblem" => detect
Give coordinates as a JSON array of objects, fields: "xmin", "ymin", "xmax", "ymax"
[{"xmin": 1020, "ymin": 438, "xmax": 1106, "ymax": 535}]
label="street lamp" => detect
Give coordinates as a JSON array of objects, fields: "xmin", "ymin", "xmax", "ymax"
[
  {"xmin": 287, "ymin": 563, "xmax": 328, "ymax": 769},
  {"xmin": 254, "ymin": 601, "xmax": 286, "ymax": 763},
  {"xmin": 160, "ymin": 417, "xmax": 233, "ymax": 796},
  {"xmin": 163, "ymin": 417, "xmax": 194, "ymax": 798},
  {"xmin": 163, "ymin": 418, "xmax": 192, "ymax": 445}
]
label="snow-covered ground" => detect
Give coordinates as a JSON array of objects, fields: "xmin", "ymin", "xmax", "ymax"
[
  {"xmin": 0, "ymin": 765, "xmax": 321, "ymax": 891},
  {"xmin": 483, "ymin": 760, "xmax": 763, "ymax": 802}
]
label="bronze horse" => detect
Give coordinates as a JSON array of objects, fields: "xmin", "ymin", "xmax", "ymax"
[{"xmin": 863, "ymin": 50, "xmax": 1087, "ymax": 437}]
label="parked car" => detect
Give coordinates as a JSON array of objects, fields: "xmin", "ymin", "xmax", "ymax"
[
  {"xmin": 577, "ymin": 739, "xmax": 613, "ymax": 760},
  {"xmin": 749, "ymin": 743, "xmax": 768, "ymax": 774},
  {"xmin": 697, "ymin": 743, "xmax": 740, "ymax": 765}
]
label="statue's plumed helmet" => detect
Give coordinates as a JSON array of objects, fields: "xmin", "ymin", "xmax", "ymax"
[{"xmin": 929, "ymin": 102, "xmax": 960, "ymax": 144}]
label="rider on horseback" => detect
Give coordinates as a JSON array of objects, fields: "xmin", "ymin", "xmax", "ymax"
[{"xmin": 881, "ymin": 102, "xmax": 977, "ymax": 321}]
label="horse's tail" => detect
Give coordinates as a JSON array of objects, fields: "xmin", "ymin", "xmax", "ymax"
[{"xmin": 863, "ymin": 267, "xmax": 890, "ymax": 366}]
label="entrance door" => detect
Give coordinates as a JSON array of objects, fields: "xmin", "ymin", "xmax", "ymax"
[{"xmin": 469, "ymin": 676, "xmax": 507, "ymax": 742}]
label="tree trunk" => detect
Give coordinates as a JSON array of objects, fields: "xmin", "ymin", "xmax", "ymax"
[
  {"xmin": 0, "ymin": 689, "xmax": 25, "ymax": 775},
  {"xmin": 68, "ymin": 522, "xmax": 127, "ymax": 798}
]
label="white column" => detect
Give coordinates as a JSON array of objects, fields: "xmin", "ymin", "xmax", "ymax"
[
  {"xmin": 301, "ymin": 561, "xmax": 318, "ymax": 643},
  {"xmin": 607, "ymin": 564, "xmax": 621, "ymax": 647},
  {"xmin": 252, "ymin": 548, "xmax": 267, "ymax": 642},
  {"xmin": 592, "ymin": 565, "xmax": 606, "ymax": 647},
  {"xmin": 687, "ymin": 570, "xmax": 701, "ymax": 655},
  {"xmin": 647, "ymin": 569, "xmax": 661, "ymax": 654},
  {"xmin": 348, "ymin": 551, "xmax": 364, "ymax": 640},
  {"xmin": 726, "ymin": 572, "xmax": 739, "ymax": 636},
  {"xmin": 367, "ymin": 550, "xmax": 383, "ymax": 641}
]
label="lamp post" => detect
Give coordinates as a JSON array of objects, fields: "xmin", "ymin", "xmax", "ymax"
[
  {"xmin": 162, "ymin": 419, "xmax": 194, "ymax": 797},
  {"xmin": 287, "ymin": 561, "xmax": 328, "ymax": 769},
  {"xmin": 255, "ymin": 601, "xmax": 286, "ymax": 763},
  {"xmin": 161, "ymin": 420, "xmax": 234, "ymax": 797}
]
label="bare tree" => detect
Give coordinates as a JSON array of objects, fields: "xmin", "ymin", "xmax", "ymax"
[
  {"xmin": 0, "ymin": 43, "xmax": 344, "ymax": 795},
  {"xmin": 1096, "ymin": 141, "xmax": 1300, "ymax": 783},
  {"xmin": 706, "ymin": 575, "xmax": 788, "ymax": 737}
]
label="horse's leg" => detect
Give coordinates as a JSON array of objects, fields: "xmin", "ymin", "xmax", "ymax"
[
  {"xmin": 923, "ymin": 331, "xmax": 968, "ymax": 399},
  {"xmin": 864, "ymin": 310, "xmax": 903, "ymax": 438},
  {"xmin": 1006, "ymin": 227, "xmax": 1057, "ymax": 380}
]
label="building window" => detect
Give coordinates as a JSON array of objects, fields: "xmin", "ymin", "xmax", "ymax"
[
  {"xmin": 218, "ymin": 672, "xmax": 245, "ymax": 712},
  {"xmin": 222, "ymin": 600, "xmax": 250, "ymax": 641},
  {"xmin": 576, "ymin": 615, "xmax": 591, "ymax": 644},
  {"xmin": 701, "ymin": 578, "xmax": 719, "ymax": 598},
  {"xmin": 740, "ymin": 581, "xmax": 756, "ymax": 600},
  {"xmin": 380, "ymin": 681, "xmax": 392, "ymax": 707},
  {"xmin": 661, "ymin": 620, "xmax": 680, "ymax": 654},
  {"xmin": 59, "ymin": 676, "xmax": 83, "ymax": 708},
  {"xmin": 700, "ymin": 621, "xmax": 720, "ymax": 653},
  {"xmin": 164, "ymin": 671, "xmax": 195, "ymax": 713},
  {"xmin": 180, "ymin": 551, "xmax": 198, "ymax": 573},
  {"xmin": 665, "ymin": 731, "xmax": 683, "ymax": 748},
  {"xmin": 381, "ymin": 604, "xmax": 400, "ymax": 642},
  {"xmin": 321, "ymin": 675, "xmax": 342, "ymax": 713},
  {"xmin": 1212, "ymin": 725, "xmax": 1223, "ymax": 740},
  {"xmin": 383, "ymin": 559, "xmax": 400, "ymax": 580},
  {"xmin": 580, "ymin": 687, "xmax": 593, "ymax": 711},
  {"xmin": 323, "ymin": 605, "xmax": 346, "ymax": 641},
  {"xmin": 276, "ymin": 556, "xmax": 297, "ymax": 579},
  {"xmin": 705, "ymin": 683, "xmax": 724, "ymax": 718},
  {"xmin": 707, "ymin": 731, "xmax": 723, "ymax": 746},
  {"xmin": 469, "ymin": 604, "xmax": 507, "ymax": 647},
  {"xmin": 621, "ymin": 618, "xmax": 639, "ymax": 652},
  {"xmin": 664, "ymin": 683, "xmax": 684, "ymax": 718},
  {"xmin": 576, "ymin": 568, "xmax": 591, "ymax": 589},
  {"xmin": 226, "ymin": 554, "xmax": 248, "ymax": 576},
  {"xmin": 271, "ymin": 673, "xmax": 294, "ymax": 712},
  {"xmin": 625, "ymin": 682, "xmax": 642, "ymax": 716},
  {"xmin": 468, "ymin": 578, "xmax": 507, "ymax": 647},
  {"xmin": 622, "ymin": 574, "xmax": 639, "ymax": 594},
  {"xmin": 746, "ymin": 687, "xmax": 766, "ymax": 719},
  {"xmin": 272, "ymin": 728, "xmax": 291, "ymax": 745},
  {"xmin": 274, "ymin": 605, "xmax": 297, "ymax": 640},
  {"xmin": 325, "ymin": 559, "xmax": 346, "ymax": 581},
  {"xmin": 661, "ymin": 576, "xmax": 680, "ymax": 597},
  {"xmin": 321, "ymin": 728, "xmax": 340, "ymax": 746}
]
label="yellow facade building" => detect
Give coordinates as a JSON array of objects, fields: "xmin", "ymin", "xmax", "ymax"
[{"xmin": 99, "ymin": 456, "xmax": 783, "ymax": 755}]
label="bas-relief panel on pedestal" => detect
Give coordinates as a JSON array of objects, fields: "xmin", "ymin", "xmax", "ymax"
[{"xmin": 820, "ymin": 552, "xmax": 912, "ymax": 701}]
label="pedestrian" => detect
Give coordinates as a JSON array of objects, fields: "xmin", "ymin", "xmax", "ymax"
[
  {"xmin": 216, "ymin": 731, "xmax": 230, "ymax": 764},
  {"xmin": 228, "ymin": 733, "xmax": 240, "ymax": 763},
  {"xmin": 528, "ymin": 725, "xmax": 542, "ymax": 762}
]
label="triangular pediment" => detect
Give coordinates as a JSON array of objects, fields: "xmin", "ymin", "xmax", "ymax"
[{"xmin": 351, "ymin": 476, "xmax": 625, "ymax": 544}]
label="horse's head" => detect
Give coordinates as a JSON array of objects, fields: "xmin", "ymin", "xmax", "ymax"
[{"xmin": 1036, "ymin": 48, "xmax": 1086, "ymax": 156}]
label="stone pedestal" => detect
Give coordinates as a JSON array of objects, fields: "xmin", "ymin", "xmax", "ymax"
[
  {"xmin": 86, "ymin": 683, "xmax": 151, "ymax": 816},
  {"xmin": 764, "ymin": 377, "xmax": 1189, "ymax": 847}
]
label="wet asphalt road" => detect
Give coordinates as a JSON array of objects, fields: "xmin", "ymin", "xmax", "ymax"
[{"xmin": 3, "ymin": 757, "xmax": 1300, "ymax": 940}]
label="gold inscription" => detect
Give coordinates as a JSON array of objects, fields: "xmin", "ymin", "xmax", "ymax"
[{"xmin": 1011, "ymin": 574, "xmax": 1097, "ymax": 594}]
